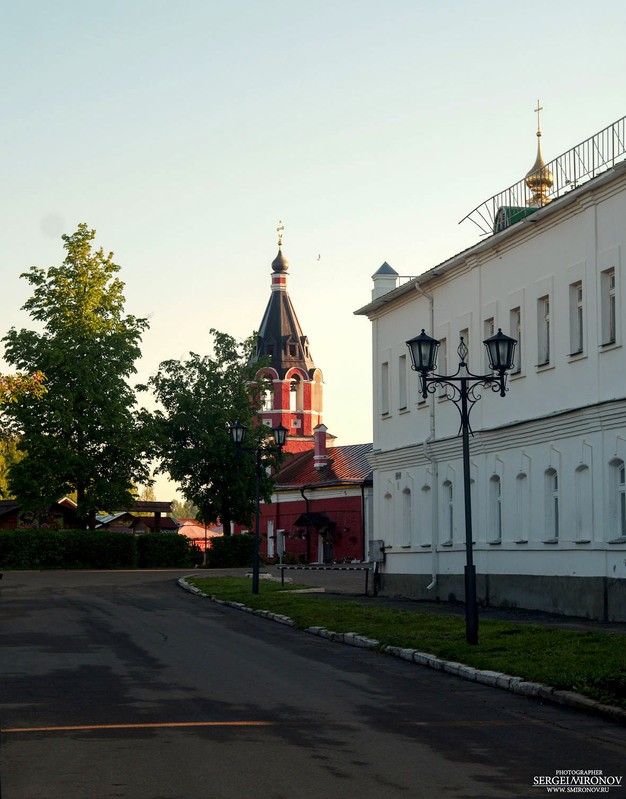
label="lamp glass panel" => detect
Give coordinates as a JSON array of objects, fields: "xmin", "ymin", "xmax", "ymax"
[
  {"xmin": 273, "ymin": 424, "xmax": 288, "ymax": 447},
  {"xmin": 484, "ymin": 329, "xmax": 516, "ymax": 371},
  {"xmin": 229, "ymin": 421, "xmax": 247, "ymax": 445},
  {"xmin": 406, "ymin": 330, "xmax": 439, "ymax": 372}
]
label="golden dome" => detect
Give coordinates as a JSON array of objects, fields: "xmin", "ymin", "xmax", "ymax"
[{"xmin": 525, "ymin": 102, "xmax": 553, "ymax": 207}]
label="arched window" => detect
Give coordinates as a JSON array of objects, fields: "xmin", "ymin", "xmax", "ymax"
[
  {"xmin": 574, "ymin": 465, "xmax": 592, "ymax": 541},
  {"xmin": 384, "ymin": 482, "xmax": 394, "ymax": 544},
  {"xmin": 312, "ymin": 370, "xmax": 323, "ymax": 413},
  {"xmin": 442, "ymin": 480, "xmax": 454, "ymax": 543},
  {"xmin": 262, "ymin": 387, "xmax": 273, "ymax": 411},
  {"xmin": 515, "ymin": 473, "xmax": 529, "ymax": 542},
  {"xmin": 545, "ymin": 468, "xmax": 559, "ymax": 541},
  {"xmin": 420, "ymin": 485, "xmax": 432, "ymax": 546},
  {"xmin": 609, "ymin": 459, "xmax": 626, "ymax": 540},
  {"xmin": 490, "ymin": 476, "xmax": 502, "ymax": 542},
  {"xmin": 402, "ymin": 487, "xmax": 412, "ymax": 546},
  {"xmin": 289, "ymin": 375, "xmax": 303, "ymax": 412}
]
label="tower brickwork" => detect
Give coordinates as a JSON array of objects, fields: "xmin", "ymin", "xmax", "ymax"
[{"xmin": 253, "ymin": 235, "xmax": 323, "ymax": 453}]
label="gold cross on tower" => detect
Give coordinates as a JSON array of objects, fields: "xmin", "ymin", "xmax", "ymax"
[
  {"xmin": 277, "ymin": 220, "xmax": 285, "ymax": 247},
  {"xmin": 534, "ymin": 99, "xmax": 543, "ymax": 137}
]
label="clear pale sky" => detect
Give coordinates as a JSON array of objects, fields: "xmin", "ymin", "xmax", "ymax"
[{"xmin": 2, "ymin": 1, "xmax": 625, "ymax": 500}]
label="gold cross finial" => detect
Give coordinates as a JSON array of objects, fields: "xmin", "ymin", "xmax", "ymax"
[
  {"xmin": 534, "ymin": 99, "xmax": 543, "ymax": 137},
  {"xmin": 277, "ymin": 220, "xmax": 284, "ymax": 247}
]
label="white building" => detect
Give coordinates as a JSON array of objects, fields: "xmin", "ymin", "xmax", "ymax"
[{"xmin": 356, "ymin": 116, "xmax": 626, "ymax": 621}]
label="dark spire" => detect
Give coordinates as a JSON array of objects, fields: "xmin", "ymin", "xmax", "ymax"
[{"xmin": 254, "ymin": 240, "xmax": 316, "ymax": 379}]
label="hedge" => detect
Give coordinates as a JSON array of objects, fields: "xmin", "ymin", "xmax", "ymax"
[
  {"xmin": 0, "ymin": 530, "xmax": 194, "ymax": 570},
  {"xmin": 205, "ymin": 533, "xmax": 255, "ymax": 568}
]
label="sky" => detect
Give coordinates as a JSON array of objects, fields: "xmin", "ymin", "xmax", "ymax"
[{"xmin": 2, "ymin": 0, "xmax": 625, "ymax": 500}]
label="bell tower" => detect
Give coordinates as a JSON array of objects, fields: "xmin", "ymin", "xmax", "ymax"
[{"xmin": 253, "ymin": 225, "xmax": 323, "ymax": 453}]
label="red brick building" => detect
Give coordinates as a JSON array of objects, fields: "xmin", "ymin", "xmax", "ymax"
[
  {"xmin": 237, "ymin": 234, "xmax": 373, "ymax": 563},
  {"xmin": 257, "ymin": 426, "xmax": 373, "ymax": 563}
]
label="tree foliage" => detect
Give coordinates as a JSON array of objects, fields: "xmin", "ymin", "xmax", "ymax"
[
  {"xmin": 0, "ymin": 437, "xmax": 22, "ymax": 499},
  {"xmin": 171, "ymin": 496, "xmax": 199, "ymax": 520},
  {"xmin": 0, "ymin": 372, "xmax": 46, "ymax": 405},
  {"xmin": 2, "ymin": 223, "xmax": 151, "ymax": 526},
  {"xmin": 149, "ymin": 329, "xmax": 276, "ymax": 534}
]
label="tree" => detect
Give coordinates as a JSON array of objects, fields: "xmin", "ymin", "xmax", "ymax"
[
  {"xmin": 0, "ymin": 372, "xmax": 46, "ymax": 405},
  {"xmin": 2, "ymin": 223, "xmax": 151, "ymax": 527},
  {"xmin": 149, "ymin": 329, "xmax": 276, "ymax": 534},
  {"xmin": 0, "ymin": 374, "xmax": 46, "ymax": 498},
  {"xmin": 0, "ymin": 437, "xmax": 22, "ymax": 499},
  {"xmin": 171, "ymin": 497, "xmax": 199, "ymax": 520}
]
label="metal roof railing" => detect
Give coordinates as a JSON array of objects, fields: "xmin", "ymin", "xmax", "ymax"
[{"xmin": 460, "ymin": 115, "xmax": 626, "ymax": 236}]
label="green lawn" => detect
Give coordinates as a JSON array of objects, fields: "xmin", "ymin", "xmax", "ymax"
[{"xmin": 188, "ymin": 576, "xmax": 626, "ymax": 710}]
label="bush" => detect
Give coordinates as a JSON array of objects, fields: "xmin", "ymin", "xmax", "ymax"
[
  {"xmin": 137, "ymin": 533, "xmax": 194, "ymax": 568},
  {"xmin": 0, "ymin": 529, "xmax": 193, "ymax": 570},
  {"xmin": 64, "ymin": 530, "xmax": 138, "ymax": 569},
  {"xmin": 205, "ymin": 533, "xmax": 255, "ymax": 568}
]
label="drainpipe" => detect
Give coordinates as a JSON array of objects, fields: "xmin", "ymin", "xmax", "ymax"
[
  {"xmin": 300, "ymin": 486, "xmax": 311, "ymax": 562},
  {"xmin": 414, "ymin": 281, "xmax": 439, "ymax": 591},
  {"xmin": 360, "ymin": 483, "xmax": 367, "ymax": 562}
]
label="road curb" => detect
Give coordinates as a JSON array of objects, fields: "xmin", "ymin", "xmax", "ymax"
[{"xmin": 177, "ymin": 577, "xmax": 626, "ymax": 725}]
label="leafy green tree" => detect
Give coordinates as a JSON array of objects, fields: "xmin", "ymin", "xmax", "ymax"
[
  {"xmin": 2, "ymin": 223, "xmax": 151, "ymax": 527},
  {"xmin": 171, "ymin": 497, "xmax": 199, "ymax": 520},
  {"xmin": 149, "ymin": 329, "xmax": 276, "ymax": 535},
  {"xmin": 0, "ymin": 436, "xmax": 22, "ymax": 499}
]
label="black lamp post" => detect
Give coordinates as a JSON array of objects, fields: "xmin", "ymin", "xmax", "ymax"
[
  {"xmin": 229, "ymin": 420, "xmax": 288, "ymax": 595},
  {"xmin": 406, "ymin": 328, "xmax": 516, "ymax": 645}
]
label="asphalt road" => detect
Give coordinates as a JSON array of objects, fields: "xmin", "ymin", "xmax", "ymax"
[{"xmin": 1, "ymin": 571, "xmax": 625, "ymax": 799}]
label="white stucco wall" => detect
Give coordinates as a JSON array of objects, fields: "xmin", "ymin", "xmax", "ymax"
[{"xmin": 358, "ymin": 161, "xmax": 626, "ymax": 618}]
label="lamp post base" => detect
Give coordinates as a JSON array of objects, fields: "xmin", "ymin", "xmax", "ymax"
[{"xmin": 464, "ymin": 564, "xmax": 478, "ymax": 645}]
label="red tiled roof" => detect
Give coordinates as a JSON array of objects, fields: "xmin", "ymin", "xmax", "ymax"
[{"xmin": 275, "ymin": 443, "xmax": 373, "ymax": 488}]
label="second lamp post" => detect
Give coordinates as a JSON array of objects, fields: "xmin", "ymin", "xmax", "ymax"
[
  {"xmin": 229, "ymin": 420, "xmax": 287, "ymax": 595},
  {"xmin": 405, "ymin": 328, "xmax": 517, "ymax": 645}
]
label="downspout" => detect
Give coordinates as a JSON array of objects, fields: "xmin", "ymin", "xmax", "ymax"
[
  {"xmin": 360, "ymin": 483, "xmax": 367, "ymax": 562},
  {"xmin": 300, "ymin": 486, "xmax": 311, "ymax": 562},
  {"xmin": 414, "ymin": 281, "xmax": 439, "ymax": 591}
]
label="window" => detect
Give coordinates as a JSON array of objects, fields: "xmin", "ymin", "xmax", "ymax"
[
  {"xmin": 484, "ymin": 318, "xmax": 495, "ymax": 372},
  {"xmin": 515, "ymin": 473, "xmax": 529, "ymax": 542},
  {"xmin": 601, "ymin": 268, "xmax": 617, "ymax": 345},
  {"xmin": 537, "ymin": 296, "xmax": 551, "ymax": 366},
  {"xmin": 398, "ymin": 354, "xmax": 407, "ymax": 410},
  {"xmin": 545, "ymin": 468, "xmax": 559, "ymax": 541},
  {"xmin": 443, "ymin": 480, "xmax": 453, "ymax": 543},
  {"xmin": 419, "ymin": 485, "xmax": 432, "ymax": 546},
  {"xmin": 617, "ymin": 463, "xmax": 626, "ymax": 536},
  {"xmin": 459, "ymin": 328, "xmax": 469, "ymax": 366},
  {"xmin": 290, "ymin": 375, "xmax": 303, "ymax": 411},
  {"xmin": 438, "ymin": 338, "xmax": 447, "ymax": 397},
  {"xmin": 574, "ymin": 466, "xmax": 592, "ymax": 541},
  {"xmin": 384, "ymin": 482, "xmax": 394, "ymax": 545},
  {"xmin": 490, "ymin": 476, "xmax": 502, "ymax": 542},
  {"xmin": 261, "ymin": 387, "xmax": 274, "ymax": 411},
  {"xmin": 609, "ymin": 460, "xmax": 626, "ymax": 540},
  {"xmin": 510, "ymin": 307, "xmax": 522, "ymax": 373},
  {"xmin": 569, "ymin": 281, "xmax": 584, "ymax": 355},
  {"xmin": 381, "ymin": 362, "xmax": 390, "ymax": 415},
  {"xmin": 402, "ymin": 487, "xmax": 412, "ymax": 546}
]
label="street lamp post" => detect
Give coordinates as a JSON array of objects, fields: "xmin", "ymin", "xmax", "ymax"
[
  {"xmin": 229, "ymin": 421, "xmax": 288, "ymax": 595},
  {"xmin": 406, "ymin": 329, "xmax": 517, "ymax": 645}
]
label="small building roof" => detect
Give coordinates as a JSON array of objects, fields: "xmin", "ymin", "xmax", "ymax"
[{"xmin": 275, "ymin": 442, "xmax": 373, "ymax": 489}]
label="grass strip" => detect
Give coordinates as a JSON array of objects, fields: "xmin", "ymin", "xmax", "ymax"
[{"xmin": 188, "ymin": 576, "xmax": 626, "ymax": 709}]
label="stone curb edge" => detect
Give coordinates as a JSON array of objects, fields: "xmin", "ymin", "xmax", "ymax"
[{"xmin": 178, "ymin": 577, "xmax": 625, "ymax": 725}]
